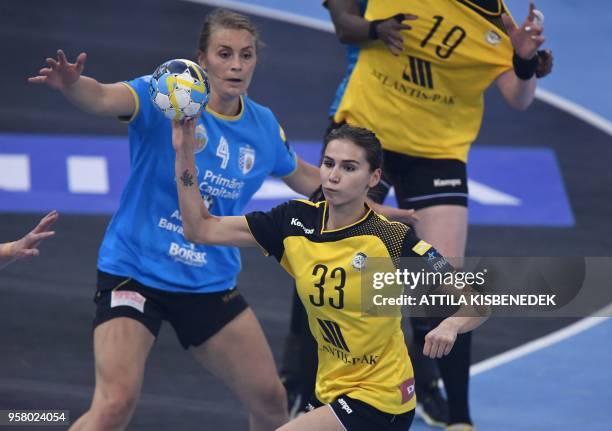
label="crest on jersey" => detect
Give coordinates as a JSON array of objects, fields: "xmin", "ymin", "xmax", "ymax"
[
  {"xmin": 239, "ymin": 145, "xmax": 255, "ymax": 175},
  {"xmin": 194, "ymin": 124, "xmax": 208, "ymax": 154},
  {"xmin": 351, "ymin": 252, "xmax": 367, "ymax": 271},
  {"xmin": 485, "ymin": 30, "xmax": 502, "ymax": 46}
]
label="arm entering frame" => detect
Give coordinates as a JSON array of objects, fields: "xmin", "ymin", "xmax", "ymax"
[{"xmin": 172, "ymin": 119, "xmax": 257, "ymax": 247}]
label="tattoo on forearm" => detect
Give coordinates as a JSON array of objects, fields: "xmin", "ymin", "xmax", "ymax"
[{"xmin": 180, "ymin": 169, "xmax": 194, "ymax": 187}]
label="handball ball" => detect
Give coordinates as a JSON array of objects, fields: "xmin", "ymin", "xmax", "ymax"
[{"xmin": 149, "ymin": 59, "xmax": 210, "ymax": 121}]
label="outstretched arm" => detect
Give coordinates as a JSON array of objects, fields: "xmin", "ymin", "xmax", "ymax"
[
  {"xmin": 172, "ymin": 120, "xmax": 257, "ymax": 247},
  {"xmin": 28, "ymin": 49, "xmax": 134, "ymax": 117},
  {"xmin": 496, "ymin": 2, "xmax": 547, "ymax": 110},
  {"xmin": 326, "ymin": 0, "xmax": 417, "ymax": 56},
  {"xmin": 0, "ymin": 211, "xmax": 59, "ymax": 270}
]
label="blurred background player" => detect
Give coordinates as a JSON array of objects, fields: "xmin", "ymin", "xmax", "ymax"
[
  {"xmin": 0, "ymin": 211, "xmax": 58, "ymax": 270},
  {"xmin": 280, "ymin": 1, "xmax": 554, "ymax": 430},
  {"xmin": 172, "ymin": 119, "xmax": 490, "ymax": 431}
]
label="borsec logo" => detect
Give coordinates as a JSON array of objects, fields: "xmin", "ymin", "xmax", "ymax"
[
  {"xmin": 194, "ymin": 124, "xmax": 208, "ymax": 154},
  {"xmin": 351, "ymin": 252, "xmax": 367, "ymax": 271}
]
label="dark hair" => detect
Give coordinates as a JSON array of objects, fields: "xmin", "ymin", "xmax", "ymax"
[
  {"xmin": 198, "ymin": 9, "xmax": 260, "ymax": 53},
  {"xmin": 323, "ymin": 124, "xmax": 383, "ymax": 172}
]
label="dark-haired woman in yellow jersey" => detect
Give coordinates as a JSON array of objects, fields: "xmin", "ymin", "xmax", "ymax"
[
  {"xmin": 325, "ymin": 1, "xmax": 552, "ymax": 429},
  {"xmin": 171, "ymin": 120, "xmax": 487, "ymax": 431}
]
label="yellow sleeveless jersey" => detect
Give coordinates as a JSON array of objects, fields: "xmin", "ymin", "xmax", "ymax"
[
  {"xmin": 246, "ymin": 199, "xmax": 450, "ymax": 414},
  {"xmin": 334, "ymin": 0, "xmax": 514, "ymax": 162}
]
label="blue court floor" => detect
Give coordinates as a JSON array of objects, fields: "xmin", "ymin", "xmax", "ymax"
[{"xmin": 412, "ymin": 317, "xmax": 612, "ymax": 430}]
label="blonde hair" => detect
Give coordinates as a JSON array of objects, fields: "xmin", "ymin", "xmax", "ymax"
[{"xmin": 198, "ymin": 8, "xmax": 260, "ymax": 52}]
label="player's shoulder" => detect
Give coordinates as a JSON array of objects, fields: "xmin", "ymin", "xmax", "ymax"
[
  {"xmin": 124, "ymin": 75, "xmax": 151, "ymax": 90},
  {"xmin": 287, "ymin": 199, "xmax": 322, "ymax": 214},
  {"xmin": 283, "ymin": 199, "xmax": 322, "ymax": 223},
  {"xmin": 243, "ymin": 96, "xmax": 277, "ymax": 122},
  {"xmin": 370, "ymin": 210, "xmax": 411, "ymax": 235}
]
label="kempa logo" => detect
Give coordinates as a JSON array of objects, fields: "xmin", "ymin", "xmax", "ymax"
[
  {"xmin": 434, "ymin": 178, "xmax": 462, "ymax": 187},
  {"xmin": 317, "ymin": 318, "xmax": 350, "ymax": 352},
  {"xmin": 337, "ymin": 398, "xmax": 353, "ymax": 415},
  {"xmin": 291, "ymin": 218, "xmax": 314, "ymax": 234}
]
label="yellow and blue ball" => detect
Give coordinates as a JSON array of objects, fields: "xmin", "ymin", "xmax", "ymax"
[{"xmin": 149, "ymin": 59, "xmax": 210, "ymax": 121}]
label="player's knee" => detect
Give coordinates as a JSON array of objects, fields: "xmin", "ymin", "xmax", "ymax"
[
  {"xmin": 94, "ymin": 389, "xmax": 139, "ymax": 428},
  {"xmin": 252, "ymin": 378, "xmax": 288, "ymax": 416}
]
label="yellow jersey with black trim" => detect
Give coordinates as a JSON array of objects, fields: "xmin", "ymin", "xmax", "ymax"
[
  {"xmin": 245, "ymin": 199, "xmax": 450, "ymax": 414},
  {"xmin": 334, "ymin": 0, "xmax": 514, "ymax": 162}
]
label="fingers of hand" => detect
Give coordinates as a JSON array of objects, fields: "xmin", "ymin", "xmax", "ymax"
[
  {"xmin": 46, "ymin": 57, "xmax": 59, "ymax": 69},
  {"xmin": 501, "ymin": 14, "xmax": 516, "ymax": 33},
  {"xmin": 17, "ymin": 249, "xmax": 39, "ymax": 260},
  {"xmin": 33, "ymin": 211, "xmax": 59, "ymax": 233},
  {"xmin": 75, "ymin": 52, "xmax": 87, "ymax": 72},
  {"xmin": 444, "ymin": 342, "xmax": 454, "ymax": 356},
  {"xmin": 57, "ymin": 49, "xmax": 68, "ymax": 65},
  {"xmin": 435, "ymin": 340, "xmax": 447, "ymax": 358},
  {"xmin": 27, "ymin": 76, "xmax": 46, "ymax": 84},
  {"xmin": 528, "ymin": 2, "xmax": 536, "ymax": 22},
  {"xmin": 28, "ymin": 231, "xmax": 55, "ymax": 244},
  {"xmin": 403, "ymin": 13, "xmax": 418, "ymax": 21},
  {"xmin": 425, "ymin": 331, "xmax": 454, "ymax": 358},
  {"xmin": 423, "ymin": 339, "xmax": 432, "ymax": 358},
  {"xmin": 38, "ymin": 67, "xmax": 54, "ymax": 76},
  {"xmin": 524, "ymin": 23, "xmax": 543, "ymax": 36}
]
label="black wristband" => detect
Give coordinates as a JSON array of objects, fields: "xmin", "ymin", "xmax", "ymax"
[
  {"xmin": 512, "ymin": 52, "xmax": 539, "ymax": 80},
  {"xmin": 368, "ymin": 19, "xmax": 383, "ymax": 40},
  {"xmin": 368, "ymin": 14, "xmax": 405, "ymax": 40}
]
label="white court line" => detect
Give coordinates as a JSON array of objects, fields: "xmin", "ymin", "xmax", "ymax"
[
  {"xmin": 183, "ymin": 0, "xmax": 334, "ymax": 32},
  {"xmin": 471, "ymin": 304, "xmax": 612, "ymax": 376},
  {"xmin": 535, "ymin": 88, "xmax": 612, "ymax": 138}
]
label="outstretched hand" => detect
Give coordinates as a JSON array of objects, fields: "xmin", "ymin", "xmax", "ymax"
[
  {"xmin": 171, "ymin": 118, "xmax": 197, "ymax": 153},
  {"xmin": 502, "ymin": 2, "xmax": 545, "ymax": 60},
  {"xmin": 377, "ymin": 13, "xmax": 418, "ymax": 56},
  {"xmin": 28, "ymin": 49, "xmax": 87, "ymax": 90},
  {"xmin": 423, "ymin": 320, "xmax": 458, "ymax": 359},
  {"xmin": 11, "ymin": 211, "xmax": 59, "ymax": 261}
]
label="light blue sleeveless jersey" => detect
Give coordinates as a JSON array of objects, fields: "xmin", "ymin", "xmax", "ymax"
[{"xmin": 97, "ymin": 75, "xmax": 297, "ymax": 293}]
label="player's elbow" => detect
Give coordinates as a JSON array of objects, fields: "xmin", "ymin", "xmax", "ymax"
[
  {"xmin": 513, "ymin": 99, "xmax": 533, "ymax": 112},
  {"xmin": 182, "ymin": 225, "xmax": 205, "ymax": 244},
  {"xmin": 335, "ymin": 26, "xmax": 360, "ymax": 44},
  {"xmin": 337, "ymin": 31, "xmax": 353, "ymax": 44},
  {"xmin": 507, "ymin": 95, "xmax": 534, "ymax": 112}
]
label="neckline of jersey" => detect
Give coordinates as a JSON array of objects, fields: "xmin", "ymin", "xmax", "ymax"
[
  {"xmin": 320, "ymin": 200, "xmax": 373, "ymax": 234},
  {"xmin": 456, "ymin": 0, "xmax": 503, "ymax": 16},
  {"xmin": 205, "ymin": 95, "xmax": 244, "ymax": 121}
]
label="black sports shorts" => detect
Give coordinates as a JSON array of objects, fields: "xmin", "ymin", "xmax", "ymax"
[
  {"xmin": 307, "ymin": 395, "xmax": 415, "ymax": 431},
  {"xmin": 380, "ymin": 150, "xmax": 468, "ymax": 210},
  {"xmin": 93, "ymin": 270, "xmax": 248, "ymax": 349}
]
